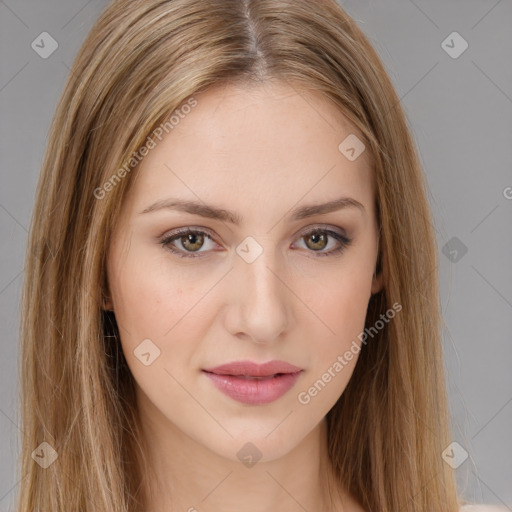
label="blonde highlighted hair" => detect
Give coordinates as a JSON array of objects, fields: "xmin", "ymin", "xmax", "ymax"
[{"xmin": 18, "ymin": 0, "xmax": 460, "ymax": 510}]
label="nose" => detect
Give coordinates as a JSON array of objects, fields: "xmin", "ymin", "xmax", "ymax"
[{"xmin": 223, "ymin": 245, "xmax": 292, "ymax": 345}]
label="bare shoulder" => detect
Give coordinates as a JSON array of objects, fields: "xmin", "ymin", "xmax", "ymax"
[{"xmin": 460, "ymin": 505, "xmax": 509, "ymax": 511}]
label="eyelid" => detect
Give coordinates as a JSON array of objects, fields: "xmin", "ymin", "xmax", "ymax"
[
  {"xmin": 160, "ymin": 225, "xmax": 217, "ymax": 239},
  {"xmin": 159, "ymin": 223, "xmax": 347, "ymax": 241},
  {"xmin": 295, "ymin": 223, "xmax": 348, "ymax": 238}
]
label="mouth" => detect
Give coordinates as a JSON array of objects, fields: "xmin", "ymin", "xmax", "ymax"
[
  {"xmin": 201, "ymin": 360, "xmax": 303, "ymax": 405},
  {"xmin": 202, "ymin": 359, "xmax": 303, "ymax": 378},
  {"xmin": 207, "ymin": 373, "xmax": 284, "ymax": 380}
]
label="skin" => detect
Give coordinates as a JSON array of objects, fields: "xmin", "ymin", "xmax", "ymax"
[{"xmin": 105, "ymin": 80, "xmax": 383, "ymax": 512}]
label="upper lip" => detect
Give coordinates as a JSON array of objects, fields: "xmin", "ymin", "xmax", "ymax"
[{"xmin": 202, "ymin": 360, "xmax": 303, "ymax": 377}]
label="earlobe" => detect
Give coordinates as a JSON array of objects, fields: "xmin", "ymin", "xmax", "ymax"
[
  {"xmin": 103, "ymin": 297, "xmax": 114, "ymax": 311},
  {"xmin": 371, "ymin": 270, "xmax": 383, "ymax": 295},
  {"xmin": 102, "ymin": 286, "xmax": 114, "ymax": 311},
  {"xmin": 371, "ymin": 235, "xmax": 386, "ymax": 295}
]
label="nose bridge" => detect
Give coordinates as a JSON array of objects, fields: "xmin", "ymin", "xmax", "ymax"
[
  {"xmin": 244, "ymin": 251, "xmax": 281, "ymax": 300},
  {"xmin": 230, "ymin": 238, "xmax": 290, "ymax": 343}
]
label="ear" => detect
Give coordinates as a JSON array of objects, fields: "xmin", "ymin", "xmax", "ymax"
[
  {"xmin": 371, "ymin": 234, "xmax": 386, "ymax": 295},
  {"xmin": 103, "ymin": 296, "xmax": 114, "ymax": 311},
  {"xmin": 102, "ymin": 281, "xmax": 114, "ymax": 311},
  {"xmin": 371, "ymin": 268, "xmax": 383, "ymax": 295},
  {"xmin": 103, "ymin": 298, "xmax": 114, "ymax": 311}
]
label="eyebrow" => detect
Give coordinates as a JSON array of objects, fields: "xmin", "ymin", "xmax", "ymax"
[{"xmin": 139, "ymin": 196, "xmax": 366, "ymax": 224}]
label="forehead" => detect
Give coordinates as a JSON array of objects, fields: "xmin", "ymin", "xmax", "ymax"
[{"xmin": 124, "ymin": 80, "xmax": 375, "ymax": 222}]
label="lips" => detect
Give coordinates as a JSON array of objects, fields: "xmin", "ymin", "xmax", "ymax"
[
  {"xmin": 202, "ymin": 360, "xmax": 303, "ymax": 405},
  {"xmin": 203, "ymin": 360, "xmax": 302, "ymax": 378}
]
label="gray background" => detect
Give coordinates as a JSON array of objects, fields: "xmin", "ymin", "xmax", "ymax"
[{"xmin": 0, "ymin": 0, "xmax": 511, "ymax": 510}]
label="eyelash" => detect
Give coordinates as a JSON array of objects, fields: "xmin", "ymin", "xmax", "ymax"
[{"xmin": 159, "ymin": 226, "xmax": 352, "ymax": 259}]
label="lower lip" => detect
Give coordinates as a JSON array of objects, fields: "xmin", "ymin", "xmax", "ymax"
[{"xmin": 203, "ymin": 371, "xmax": 302, "ymax": 405}]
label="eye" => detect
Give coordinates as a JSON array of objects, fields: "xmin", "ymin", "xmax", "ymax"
[
  {"xmin": 292, "ymin": 227, "xmax": 352, "ymax": 257},
  {"xmin": 159, "ymin": 226, "xmax": 352, "ymax": 259},
  {"xmin": 160, "ymin": 228, "xmax": 218, "ymax": 258}
]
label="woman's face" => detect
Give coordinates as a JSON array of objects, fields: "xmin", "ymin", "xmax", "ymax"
[{"xmin": 106, "ymin": 80, "xmax": 382, "ymax": 463}]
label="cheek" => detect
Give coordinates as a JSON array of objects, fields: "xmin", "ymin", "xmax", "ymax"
[
  {"xmin": 298, "ymin": 252, "xmax": 374, "ymax": 386},
  {"xmin": 108, "ymin": 248, "xmax": 211, "ymax": 404},
  {"xmin": 303, "ymin": 249, "xmax": 374, "ymax": 330},
  {"xmin": 108, "ymin": 246, "xmax": 223, "ymax": 400},
  {"xmin": 109, "ymin": 244, "xmax": 207, "ymax": 341},
  {"xmin": 293, "ymin": 278, "xmax": 371, "ymax": 411}
]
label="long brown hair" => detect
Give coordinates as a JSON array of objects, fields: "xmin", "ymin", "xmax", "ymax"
[{"xmin": 17, "ymin": 0, "xmax": 460, "ymax": 510}]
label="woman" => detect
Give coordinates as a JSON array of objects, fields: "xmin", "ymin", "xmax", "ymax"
[{"xmin": 17, "ymin": 0, "xmax": 500, "ymax": 510}]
